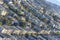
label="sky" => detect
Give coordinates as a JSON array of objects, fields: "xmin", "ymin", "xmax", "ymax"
[{"xmin": 46, "ymin": 0, "xmax": 60, "ymax": 6}]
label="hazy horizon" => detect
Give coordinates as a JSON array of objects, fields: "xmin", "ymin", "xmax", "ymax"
[{"xmin": 46, "ymin": 0, "xmax": 60, "ymax": 6}]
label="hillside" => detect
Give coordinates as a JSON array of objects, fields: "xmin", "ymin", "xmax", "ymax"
[{"xmin": 0, "ymin": 0, "xmax": 60, "ymax": 40}]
